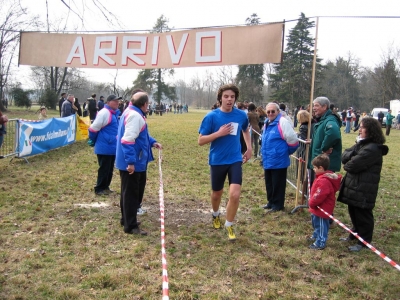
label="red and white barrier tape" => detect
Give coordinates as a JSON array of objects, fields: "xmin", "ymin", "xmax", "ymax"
[
  {"xmin": 307, "ymin": 170, "xmax": 400, "ymax": 271},
  {"xmin": 158, "ymin": 149, "xmax": 169, "ymax": 299},
  {"xmin": 251, "ymin": 127, "xmax": 261, "ymax": 137},
  {"xmin": 317, "ymin": 206, "xmax": 400, "ymax": 271}
]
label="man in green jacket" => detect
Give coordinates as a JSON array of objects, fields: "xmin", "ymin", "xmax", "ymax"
[
  {"xmin": 308, "ymin": 97, "xmax": 342, "ymax": 184},
  {"xmin": 385, "ymin": 110, "xmax": 395, "ymax": 136}
]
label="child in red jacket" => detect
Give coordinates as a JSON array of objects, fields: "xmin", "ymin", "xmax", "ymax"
[{"xmin": 308, "ymin": 154, "xmax": 342, "ymax": 250}]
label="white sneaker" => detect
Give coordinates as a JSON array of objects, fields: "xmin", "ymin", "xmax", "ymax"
[{"xmin": 137, "ymin": 207, "xmax": 147, "ymax": 215}]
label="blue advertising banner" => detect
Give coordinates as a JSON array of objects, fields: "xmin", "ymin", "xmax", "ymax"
[{"xmin": 18, "ymin": 115, "xmax": 76, "ymax": 157}]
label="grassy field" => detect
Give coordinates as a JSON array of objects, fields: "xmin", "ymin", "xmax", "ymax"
[{"xmin": 1, "ymin": 106, "xmax": 400, "ymax": 299}]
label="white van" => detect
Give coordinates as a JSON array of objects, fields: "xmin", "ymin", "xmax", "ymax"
[{"xmin": 370, "ymin": 108, "xmax": 388, "ymax": 127}]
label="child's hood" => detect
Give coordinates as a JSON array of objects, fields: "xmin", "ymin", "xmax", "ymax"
[{"xmin": 321, "ymin": 171, "xmax": 342, "ymax": 192}]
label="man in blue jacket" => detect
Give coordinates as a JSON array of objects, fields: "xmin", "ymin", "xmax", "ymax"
[
  {"xmin": 97, "ymin": 96, "xmax": 105, "ymax": 111},
  {"xmin": 88, "ymin": 94, "xmax": 120, "ymax": 195},
  {"xmin": 116, "ymin": 90, "xmax": 162, "ymax": 235}
]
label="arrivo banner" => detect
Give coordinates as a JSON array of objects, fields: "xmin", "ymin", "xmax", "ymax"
[{"xmin": 19, "ymin": 23, "xmax": 284, "ymax": 69}]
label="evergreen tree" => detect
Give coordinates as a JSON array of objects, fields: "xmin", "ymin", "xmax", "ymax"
[
  {"xmin": 319, "ymin": 56, "xmax": 361, "ymax": 110},
  {"xmin": 235, "ymin": 14, "xmax": 265, "ymax": 104},
  {"xmin": 269, "ymin": 13, "xmax": 322, "ymax": 107},
  {"xmin": 12, "ymin": 87, "xmax": 31, "ymax": 108},
  {"xmin": 133, "ymin": 69, "xmax": 156, "ymax": 94},
  {"xmin": 133, "ymin": 15, "xmax": 176, "ymax": 104}
]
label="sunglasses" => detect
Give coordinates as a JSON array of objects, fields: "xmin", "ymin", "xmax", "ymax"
[{"xmin": 266, "ymin": 110, "xmax": 276, "ymax": 114}]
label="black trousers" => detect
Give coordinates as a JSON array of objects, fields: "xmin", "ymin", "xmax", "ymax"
[
  {"xmin": 95, "ymin": 154, "xmax": 115, "ymax": 193},
  {"xmin": 119, "ymin": 170, "xmax": 147, "ymax": 232},
  {"xmin": 386, "ymin": 124, "xmax": 391, "ymax": 136},
  {"xmin": 348, "ymin": 205, "xmax": 374, "ymax": 245},
  {"xmin": 264, "ymin": 168, "xmax": 287, "ymax": 210}
]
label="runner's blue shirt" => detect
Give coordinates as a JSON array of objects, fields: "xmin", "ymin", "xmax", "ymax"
[{"xmin": 199, "ymin": 107, "xmax": 249, "ymax": 165}]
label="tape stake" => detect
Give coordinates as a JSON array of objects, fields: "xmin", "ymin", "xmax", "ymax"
[{"xmin": 158, "ymin": 149, "xmax": 170, "ymax": 299}]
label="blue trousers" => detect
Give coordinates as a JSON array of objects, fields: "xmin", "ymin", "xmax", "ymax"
[
  {"xmin": 345, "ymin": 120, "xmax": 351, "ymax": 133},
  {"xmin": 311, "ymin": 214, "xmax": 330, "ymax": 248}
]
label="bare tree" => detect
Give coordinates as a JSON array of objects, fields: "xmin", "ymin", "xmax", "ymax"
[
  {"xmin": 174, "ymin": 79, "xmax": 187, "ymax": 104},
  {"xmin": 215, "ymin": 66, "xmax": 235, "ymax": 87},
  {"xmin": 188, "ymin": 75, "xmax": 205, "ymax": 108},
  {"xmin": 203, "ymin": 70, "xmax": 217, "ymax": 108},
  {"xmin": 59, "ymin": 0, "xmax": 125, "ymax": 29},
  {"xmin": 0, "ymin": 0, "xmax": 39, "ymax": 111}
]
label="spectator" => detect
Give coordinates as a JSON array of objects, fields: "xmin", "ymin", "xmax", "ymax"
[
  {"xmin": 61, "ymin": 94, "xmax": 75, "ymax": 117},
  {"xmin": 0, "ymin": 111, "xmax": 8, "ymax": 149},
  {"xmin": 98, "ymin": 96, "xmax": 105, "ymax": 111},
  {"xmin": 296, "ymin": 109, "xmax": 313, "ymax": 202},
  {"xmin": 247, "ymin": 103, "xmax": 260, "ymax": 158},
  {"xmin": 279, "ymin": 103, "xmax": 294, "ymax": 127},
  {"xmin": 89, "ymin": 94, "xmax": 120, "ymax": 196},
  {"xmin": 123, "ymin": 100, "xmax": 129, "ymax": 111},
  {"xmin": 211, "ymin": 102, "xmax": 219, "ymax": 110},
  {"xmin": 396, "ymin": 111, "xmax": 400, "ymax": 130},
  {"xmin": 340, "ymin": 110, "xmax": 346, "ymax": 127},
  {"xmin": 116, "ymin": 90, "xmax": 162, "ymax": 235},
  {"xmin": 236, "ymin": 102, "xmax": 248, "ymax": 155},
  {"xmin": 297, "ymin": 110, "xmax": 313, "ymax": 140},
  {"xmin": 377, "ymin": 111, "xmax": 384, "ymax": 125},
  {"xmin": 354, "ymin": 111, "xmax": 367, "ymax": 132},
  {"xmin": 256, "ymin": 106, "xmax": 267, "ymax": 132},
  {"xmin": 118, "ymin": 100, "xmax": 124, "ymax": 114},
  {"xmin": 308, "ymin": 154, "xmax": 342, "ymax": 250},
  {"xmin": 344, "ymin": 107, "xmax": 353, "ymax": 133},
  {"xmin": 198, "ymin": 84, "xmax": 252, "ymax": 241},
  {"xmin": 74, "ymin": 98, "xmax": 82, "ymax": 117},
  {"xmin": 385, "ymin": 109, "xmax": 395, "ymax": 136},
  {"xmin": 351, "ymin": 109, "xmax": 356, "ymax": 129},
  {"xmin": 58, "ymin": 93, "xmax": 67, "ymax": 117},
  {"xmin": 337, "ymin": 117, "xmax": 389, "ymax": 252},
  {"xmin": 308, "ymin": 97, "xmax": 342, "ymax": 184},
  {"xmin": 330, "ymin": 103, "xmax": 340, "ymax": 120},
  {"xmin": 86, "ymin": 94, "xmax": 98, "ymax": 122},
  {"xmin": 353, "ymin": 110, "xmax": 361, "ymax": 130},
  {"xmin": 38, "ymin": 106, "xmax": 48, "ymax": 120},
  {"xmin": 261, "ymin": 102, "xmax": 299, "ymax": 212}
]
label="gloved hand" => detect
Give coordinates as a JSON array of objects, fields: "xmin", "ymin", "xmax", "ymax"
[{"xmin": 87, "ymin": 139, "xmax": 95, "ymax": 147}]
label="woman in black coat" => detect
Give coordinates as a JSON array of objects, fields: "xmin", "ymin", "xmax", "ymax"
[
  {"xmin": 337, "ymin": 117, "xmax": 389, "ymax": 252},
  {"xmin": 74, "ymin": 98, "xmax": 82, "ymax": 117}
]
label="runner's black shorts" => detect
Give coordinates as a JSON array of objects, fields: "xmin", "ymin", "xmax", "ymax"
[{"xmin": 210, "ymin": 161, "xmax": 242, "ymax": 191}]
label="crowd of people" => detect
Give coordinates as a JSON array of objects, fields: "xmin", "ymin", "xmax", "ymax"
[
  {"xmin": 204, "ymin": 85, "xmax": 389, "ymax": 253},
  {"xmin": 147, "ymin": 102, "xmax": 188, "ymax": 116},
  {"xmin": 0, "ymin": 85, "xmax": 393, "ymax": 249}
]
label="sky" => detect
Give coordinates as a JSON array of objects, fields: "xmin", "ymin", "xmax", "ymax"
[{"xmin": 15, "ymin": 0, "xmax": 400, "ymax": 89}]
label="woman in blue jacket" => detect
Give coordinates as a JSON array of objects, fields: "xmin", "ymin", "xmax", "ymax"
[{"xmin": 261, "ymin": 103, "xmax": 299, "ymax": 212}]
